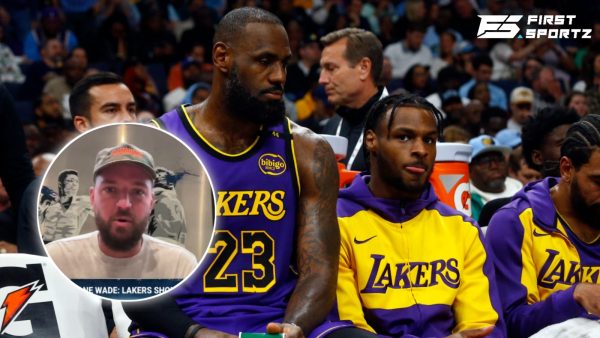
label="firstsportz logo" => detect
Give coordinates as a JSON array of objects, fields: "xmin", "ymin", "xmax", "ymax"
[
  {"xmin": 478, "ymin": 15, "xmax": 591, "ymax": 39},
  {"xmin": 477, "ymin": 15, "xmax": 522, "ymax": 39}
]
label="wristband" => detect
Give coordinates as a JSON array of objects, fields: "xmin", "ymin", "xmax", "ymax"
[{"xmin": 185, "ymin": 324, "xmax": 204, "ymax": 338}]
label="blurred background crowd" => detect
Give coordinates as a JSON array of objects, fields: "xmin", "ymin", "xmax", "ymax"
[{"xmin": 0, "ymin": 0, "xmax": 598, "ymax": 206}]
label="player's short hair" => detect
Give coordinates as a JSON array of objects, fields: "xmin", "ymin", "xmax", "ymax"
[
  {"xmin": 522, "ymin": 107, "xmax": 580, "ymax": 170},
  {"xmin": 320, "ymin": 28, "xmax": 383, "ymax": 83},
  {"xmin": 363, "ymin": 94, "xmax": 444, "ymax": 169},
  {"xmin": 213, "ymin": 7, "xmax": 283, "ymax": 47},
  {"xmin": 561, "ymin": 114, "xmax": 600, "ymax": 169},
  {"xmin": 69, "ymin": 72, "xmax": 125, "ymax": 119}
]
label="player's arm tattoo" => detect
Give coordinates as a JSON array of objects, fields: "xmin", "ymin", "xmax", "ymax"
[{"xmin": 285, "ymin": 130, "xmax": 340, "ymax": 335}]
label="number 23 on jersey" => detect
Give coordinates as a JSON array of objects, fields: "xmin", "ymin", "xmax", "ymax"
[{"xmin": 204, "ymin": 230, "xmax": 276, "ymax": 293}]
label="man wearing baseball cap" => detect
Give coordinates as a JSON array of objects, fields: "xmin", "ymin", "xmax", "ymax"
[
  {"xmin": 507, "ymin": 87, "xmax": 534, "ymax": 133},
  {"xmin": 469, "ymin": 135, "xmax": 523, "ymax": 221},
  {"xmin": 45, "ymin": 143, "xmax": 197, "ymax": 279}
]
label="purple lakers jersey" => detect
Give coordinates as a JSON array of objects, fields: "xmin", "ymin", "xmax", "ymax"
[{"xmin": 153, "ymin": 106, "xmax": 300, "ymax": 334}]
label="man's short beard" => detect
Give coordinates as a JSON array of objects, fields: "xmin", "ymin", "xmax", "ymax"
[
  {"xmin": 96, "ymin": 215, "xmax": 147, "ymax": 252},
  {"xmin": 571, "ymin": 178, "xmax": 600, "ymax": 230},
  {"xmin": 224, "ymin": 67, "xmax": 285, "ymax": 126}
]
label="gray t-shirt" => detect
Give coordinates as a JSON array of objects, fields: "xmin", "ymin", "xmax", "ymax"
[{"xmin": 46, "ymin": 231, "xmax": 197, "ymax": 279}]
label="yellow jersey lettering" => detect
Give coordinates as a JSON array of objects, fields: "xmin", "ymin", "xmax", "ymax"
[
  {"xmin": 231, "ymin": 191, "xmax": 253, "ymax": 215},
  {"xmin": 216, "ymin": 191, "xmax": 236, "ymax": 216},
  {"xmin": 216, "ymin": 190, "xmax": 286, "ymax": 221},
  {"xmin": 265, "ymin": 190, "xmax": 285, "ymax": 221}
]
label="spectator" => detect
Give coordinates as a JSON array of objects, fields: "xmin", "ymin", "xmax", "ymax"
[
  {"xmin": 19, "ymin": 38, "xmax": 65, "ymax": 100},
  {"xmin": 60, "ymin": 0, "xmax": 96, "ymax": 42},
  {"xmin": 33, "ymin": 93, "xmax": 67, "ymax": 138},
  {"xmin": 42, "ymin": 54, "xmax": 87, "ymax": 117},
  {"xmin": 531, "ymin": 66, "xmax": 563, "ymax": 113},
  {"xmin": 522, "ymin": 106, "xmax": 580, "ymax": 178},
  {"xmin": 519, "ymin": 56, "xmax": 543, "ymax": 87},
  {"xmin": 422, "ymin": 4, "xmax": 463, "ymax": 56},
  {"xmin": 469, "ymin": 135, "xmax": 523, "ymax": 220},
  {"xmin": 507, "ymin": 86, "xmax": 534, "ymax": 133},
  {"xmin": 179, "ymin": 5, "xmax": 217, "ymax": 62},
  {"xmin": 323, "ymin": 0, "xmax": 372, "ymax": 34},
  {"xmin": 480, "ymin": 0, "xmax": 508, "ymax": 15},
  {"xmin": 429, "ymin": 30, "xmax": 457, "ymax": 79},
  {"xmin": 23, "ymin": 6, "xmax": 78, "ymax": 62},
  {"xmin": 22, "ymin": 124, "xmax": 45, "ymax": 157},
  {"xmin": 461, "ymin": 100, "xmax": 486, "ymax": 136},
  {"xmin": 507, "ymin": 147, "xmax": 542, "ymax": 185},
  {"xmin": 459, "ymin": 54, "xmax": 508, "ymax": 110},
  {"xmin": 320, "ymin": 28, "xmax": 386, "ymax": 172},
  {"xmin": 468, "ymin": 81, "xmax": 491, "ymax": 109},
  {"xmin": 378, "ymin": 56, "xmax": 393, "ymax": 88},
  {"xmin": 533, "ymin": 37, "xmax": 575, "ymax": 86},
  {"xmin": 137, "ymin": 6, "xmax": 178, "ymax": 65},
  {"xmin": 360, "ymin": 0, "xmax": 395, "ymax": 37},
  {"xmin": 392, "ymin": 0, "xmax": 426, "ymax": 40},
  {"xmin": 495, "ymin": 128, "xmax": 522, "ymax": 149},
  {"xmin": 583, "ymin": 52, "xmax": 600, "ymax": 114},
  {"xmin": 573, "ymin": 20, "xmax": 600, "ymax": 72},
  {"xmin": 167, "ymin": 44, "xmax": 208, "ymax": 92},
  {"xmin": 93, "ymin": 11, "xmax": 139, "ymax": 64},
  {"xmin": 181, "ymin": 82, "xmax": 211, "ymax": 106},
  {"xmin": 481, "ymin": 107, "xmax": 508, "ymax": 137},
  {"xmin": 490, "ymin": 38, "xmax": 545, "ymax": 81},
  {"xmin": 384, "ymin": 21, "xmax": 432, "ymax": 81},
  {"xmin": 449, "ymin": 0, "xmax": 480, "ymax": 40},
  {"xmin": 443, "ymin": 124, "xmax": 472, "ymax": 143},
  {"xmin": 285, "ymin": 33, "xmax": 321, "ymax": 101},
  {"xmin": 402, "ymin": 64, "xmax": 433, "ymax": 97},
  {"xmin": 425, "ymin": 65, "xmax": 470, "ymax": 112},
  {"xmin": 32, "ymin": 152, "xmax": 55, "ymax": 177},
  {"xmin": 163, "ymin": 59, "xmax": 203, "ymax": 112},
  {"xmin": 122, "ymin": 61, "xmax": 162, "ymax": 116},
  {"xmin": 376, "ymin": 14, "xmax": 394, "ymax": 48},
  {"xmin": 438, "ymin": 89, "xmax": 465, "ymax": 125},
  {"xmin": 565, "ymin": 90, "xmax": 589, "ymax": 117},
  {"xmin": 0, "ymin": 4, "xmax": 22, "ymax": 53}
]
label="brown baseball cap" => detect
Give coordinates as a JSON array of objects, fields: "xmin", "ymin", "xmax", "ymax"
[{"xmin": 93, "ymin": 143, "xmax": 156, "ymax": 180}]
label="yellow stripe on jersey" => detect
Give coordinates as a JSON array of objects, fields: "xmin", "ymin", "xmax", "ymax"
[
  {"xmin": 287, "ymin": 118, "xmax": 301, "ymax": 194},
  {"xmin": 181, "ymin": 105, "xmax": 262, "ymax": 157}
]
